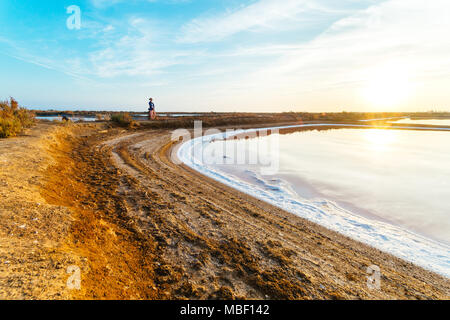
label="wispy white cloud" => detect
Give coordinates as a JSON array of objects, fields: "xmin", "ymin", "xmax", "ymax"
[
  {"xmin": 3, "ymin": 0, "xmax": 450, "ymax": 111},
  {"xmin": 85, "ymin": 17, "xmax": 202, "ymax": 78},
  {"xmin": 90, "ymin": 0, "xmax": 189, "ymax": 8},
  {"xmin": 90, "ymin": 0, "xmax": 128, "ymax": 8},
  {"xmin": 217, "ymin": 0, "xmax": 450, "ymax": 110},
  {"xmin": 57, "ymin": 0, "xmax": 450, "ymax": 110},
  {"xmin": 178, "ymin": 0, "xmax": 361, "ymax": 43}
]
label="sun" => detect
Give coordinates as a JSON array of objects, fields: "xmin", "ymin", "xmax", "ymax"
[{"xmin": 362, "ymin": 62, "xmax": 414, "ymax": 108}]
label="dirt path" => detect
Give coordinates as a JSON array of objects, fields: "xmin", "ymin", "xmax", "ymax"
[
  {"xmin": 1, "ymin": 123, "xmax": 449, "ymax": 299},
  {"xmin": 78, "ymin": 126, "xmax": 450, "ymax": 299}
]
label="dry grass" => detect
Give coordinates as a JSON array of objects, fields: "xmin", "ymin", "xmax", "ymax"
[
  {"xmin": 111, "ymin": 113, "xmax": 138, "ymax": 128},
  {"xmin": 96, "ymin": 113, "xmax": 111, "ymax": 121}
]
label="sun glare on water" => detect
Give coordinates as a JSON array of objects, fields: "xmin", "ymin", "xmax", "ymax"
[
  {"xmin": 362, "ymin": 62, "xmax": 414, "ymax": 108},
  {"xmin": 363, "ymin": 129, "xmax": 397, "ymax": 152}
]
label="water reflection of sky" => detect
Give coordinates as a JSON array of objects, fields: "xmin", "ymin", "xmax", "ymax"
[
  {"xmin": 208, "ymin": 128, "xmax": 450, "ymax": 244},
  {"xmin": 36, "ymin": 116, "xmax": 96, "ymax": 122},
  {"xmin": 392, "ymin": 118, "xmax": 450, "ymax": 126}
]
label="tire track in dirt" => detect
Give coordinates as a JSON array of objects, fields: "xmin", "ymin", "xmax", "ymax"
[{"xmin": 98, "ymin": 129, "xmax": 450, "ymax": 300}]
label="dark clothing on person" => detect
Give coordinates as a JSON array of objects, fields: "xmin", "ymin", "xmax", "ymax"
[{"xmin": 148, "ymin": 101, "xmax": 155, "ymax": 111}]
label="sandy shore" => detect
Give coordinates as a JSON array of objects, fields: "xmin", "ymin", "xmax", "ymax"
[{"xmin": 0, "ymin": 121, "xmax": 449, "ymax": 299}]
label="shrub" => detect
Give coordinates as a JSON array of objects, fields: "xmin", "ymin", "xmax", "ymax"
[
  {"xmin": 0, "ymin": 98, "xmax": 35, "ymax": 138},
  {"xmin": 96, "ymin": 113, "xmax": 112, "ymax": 121},
  {"xmin": 111, "ymin": 113, "xmax": 137, "ymax": 128},
  {"xmin": 0, "ymin": 118, "xmax": 21, "ymax": 138}
]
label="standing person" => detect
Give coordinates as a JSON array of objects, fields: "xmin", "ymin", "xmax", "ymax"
[{"xmin": 148, "ymin": 98, "xmax": 156, "ymax": 120}]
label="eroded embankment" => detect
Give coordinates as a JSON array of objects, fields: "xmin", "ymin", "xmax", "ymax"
[
  {"xmin": 0, "ymin": 124, "xmax": 76, "ymax": 299},
  {"xmin": 2, "ymin": 123, "xmax": 449, "ymax": 299},
  {"xmin": 39, "ymin": 125, "xmax": 163, "ymax": 299}
]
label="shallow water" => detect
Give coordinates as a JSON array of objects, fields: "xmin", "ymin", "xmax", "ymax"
[
  {"xmin": 178, "ymin": 124, "xmax": 450, "ymax": 277},
  {"xmin": 36, "ymin": 116, "xmax": 96, "ymax": 122},
  {"xmin": 392, "ymin": 118, "xmax": 450, "ymax": 126}
]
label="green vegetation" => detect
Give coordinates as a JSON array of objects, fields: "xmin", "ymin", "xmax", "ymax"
[{"xmin": 0, "ymin": 98, "xmax": 35, "ymax": 138}]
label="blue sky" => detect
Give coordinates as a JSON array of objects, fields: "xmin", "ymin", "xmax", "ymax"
[{"xmin": 1, "ymin": 0, "xmax": 449, "ymax": 112}]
